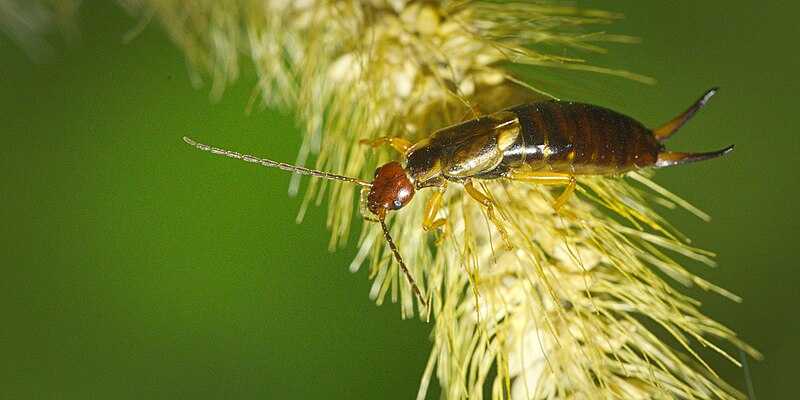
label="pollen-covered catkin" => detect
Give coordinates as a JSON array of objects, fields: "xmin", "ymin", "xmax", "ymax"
[{"xmin": 13, "ymin": 1, "xmax": 756, "ymax": 398}]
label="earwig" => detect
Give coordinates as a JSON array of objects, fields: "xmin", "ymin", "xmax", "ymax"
[{"xmin": 185, "ymin": 88, "xmax": 733, "ymax": 307}]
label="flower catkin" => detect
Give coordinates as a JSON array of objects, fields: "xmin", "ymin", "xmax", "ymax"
[{"xmin": 18, "ymin": 0, "xmax": 756, "ymax": 398}]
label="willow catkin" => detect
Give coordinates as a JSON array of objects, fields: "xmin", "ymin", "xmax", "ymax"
[
  {"xmin": 153, "ymin": 2, "xmax": 758, "ymax": 398},
  {"xmin": 4, "ymin": 1, "xmax": 759, "ymax": 398}
]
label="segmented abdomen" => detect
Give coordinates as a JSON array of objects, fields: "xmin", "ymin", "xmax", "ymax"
[{"xmin": 508, "ymin": 101, "xmax": 662, "ymax": 175}]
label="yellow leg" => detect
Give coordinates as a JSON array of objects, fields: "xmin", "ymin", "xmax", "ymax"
[
  {"xmin": 460, "ymin": 104, "xmax": 485, "ymax": 122},
  {"xmin": 359, "ymin": 187, "xmax": 380, "ymax": 222},
  {"xmin": 423, "ymin": 185, "xmax": 448, "ymax": 245},
  {"xmin": 505, "ymin": 171, "xmax": 577, "ymax": 211},
  {"xmin": 359, "ymin": 136, "xmax": 414, "ymax": 155},
  {"xmin": 464, "ymin": 180, "xmax": 513, "ymax": 250}
]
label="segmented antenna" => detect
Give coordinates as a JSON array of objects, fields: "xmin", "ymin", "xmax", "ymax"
[
  {"xmin": 185, "ymin": 136, "xmax": 425, "ymax": 306},
  {"xmin": 379, "ymin": 218, "xmax": 426, "ymax": 306},
  {"xmin": 183, "ymin": 136, "xmax": 372, "ymax": 187},
  {"xmin": 740, "ymin": 349, "xmax": 757, "ymax": 400}
]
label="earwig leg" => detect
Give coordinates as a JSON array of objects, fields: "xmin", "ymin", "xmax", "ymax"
[
  {"xmin": 359, "ymin": 136, "xmax": 414, "ymax": 155},
  {"xmin": 359, "ymin": 187, "xmax": 380, "ymax": 222},
  {"xmin": 553, "ymin": 177, "xmax": 577, "ymax": 210},
  {"xmin": 423, "ymin": 184, "xmax": 448, "ymax": 245},
  {"xmin": 460, "ymin": 104, "xmax": 485, "ymax": 122},
  {"xmin": 506, "ymin": 171, "xmax": 577, "ymax": 211},
  {"xmin": 464, "ymin": 180, "xmax": 513, "ymax": 250}
]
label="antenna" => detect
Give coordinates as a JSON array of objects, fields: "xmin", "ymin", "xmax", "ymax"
[
  {"xmin": 379, "ymin": 218, "xmax": 426, "ymax": 306},
  {"xmin": 185, "ymin": 136, "xmax": 426, "ymax": 307},
  {"xmin": 183, "ymin": 137, "xmax": 372, "ymax": 188}
]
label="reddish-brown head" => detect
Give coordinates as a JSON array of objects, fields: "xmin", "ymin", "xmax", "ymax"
[{"xmin": 367, "ymin": 161, "xmax": 415, "ymax": 218}]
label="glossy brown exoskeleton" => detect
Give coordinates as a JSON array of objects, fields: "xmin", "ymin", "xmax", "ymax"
[{"xmin": 185, "ymin": 88, "xmax": 733, "ymax": 306}]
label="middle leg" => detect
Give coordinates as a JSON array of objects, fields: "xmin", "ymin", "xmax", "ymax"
[{"xmin": 464, "ymin": 180, "xmax": 513, "ymax": 250}]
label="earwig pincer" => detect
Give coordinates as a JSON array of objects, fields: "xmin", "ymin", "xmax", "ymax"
[{"xmin": 185, "ymin": 88, "xmax": 733, "ymax": 307}]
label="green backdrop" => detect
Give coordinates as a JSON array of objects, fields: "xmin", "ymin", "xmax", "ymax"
[{"xmin": 1, "ymin": 1, "xmax": 797, "ymax": 399}]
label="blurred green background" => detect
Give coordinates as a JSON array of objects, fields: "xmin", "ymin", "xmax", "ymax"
[{"xmin": 1, "ymin": 1, "xmax": 797, "ymax": 399}]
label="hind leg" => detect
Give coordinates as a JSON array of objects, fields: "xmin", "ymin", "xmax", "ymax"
[
  {"xmin": 459, "ymin": 104, "xmax": 485, "ymax": 122},
  {"xmin": 505, "ymin": 171, "xmax": 577, "ymax": 211}
]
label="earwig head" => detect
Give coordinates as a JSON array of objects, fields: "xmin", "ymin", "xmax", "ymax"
[
  {"xmin": 365, "ymin": 162, "xmax": 426, "ymax": 305},
  {"xmin": 367, "ymin": 161, "xmax": 415, "ymax": 218}
]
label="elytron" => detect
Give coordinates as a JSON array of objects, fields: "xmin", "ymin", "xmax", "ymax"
[{"xmin": 185, "ymin": 88, "xmax": 732, "ymax": 306}]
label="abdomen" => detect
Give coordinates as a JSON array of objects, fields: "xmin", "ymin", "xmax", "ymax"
[{"xmin": 506, "ymin": 101, "xmax": 662, "ymax": 175}]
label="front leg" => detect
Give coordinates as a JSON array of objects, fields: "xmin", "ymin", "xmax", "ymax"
[
  {"xmin": 359, "ymin": 136, "xmax": 413, "ymax": 156},
  {"xmin": 359, "ymin": 187, "xmax": 380, "ymax": 223},
  {"xmin": 423, "ymin": 184, "xmax": 448, "ymax": 245}
]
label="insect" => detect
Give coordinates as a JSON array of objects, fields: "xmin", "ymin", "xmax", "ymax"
[{"xmin": 185, "ymin": 88, "xmax": 732, "ymax": 306}]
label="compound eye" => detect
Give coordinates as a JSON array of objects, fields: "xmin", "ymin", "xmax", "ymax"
[{"xmin": 392, "ymin": 199, "xmax": 403, "ymax": 209}]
